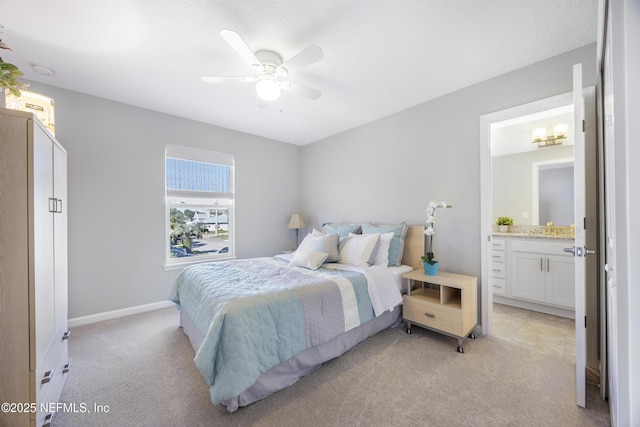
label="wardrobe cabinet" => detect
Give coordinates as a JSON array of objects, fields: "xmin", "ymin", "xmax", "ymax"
[{"xmin": 0, "ymin": 108, "xmax": 69, "ymax": 427}]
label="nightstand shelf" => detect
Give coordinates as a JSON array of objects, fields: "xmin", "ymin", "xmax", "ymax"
[{"xmin": 402, "ymin": 270, "xmax": 478, "ymax": 353}]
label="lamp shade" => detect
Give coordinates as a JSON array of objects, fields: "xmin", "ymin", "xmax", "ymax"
[{"xmin": 288, "ymin": 214, "xmax": 305, "ymax": 229}]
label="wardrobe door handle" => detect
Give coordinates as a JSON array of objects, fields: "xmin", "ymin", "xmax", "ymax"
[
  {"xmin": 42, "ymin": 370, "xmax": 54, "ymax": 384},
  {"xmin": 56, "ymin": 198, "xmax": 63, "ymax": 213},
  {"xmin": 48, "ymin": 198, "xmax": 57, "ymax": 213}
]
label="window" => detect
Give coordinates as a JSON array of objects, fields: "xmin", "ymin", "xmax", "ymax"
[{"xmin": 165, "ymin": 145, "xmax": 234, "ymax": 266}]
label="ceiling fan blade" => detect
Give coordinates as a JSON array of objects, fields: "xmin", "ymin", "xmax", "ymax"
[
  {"xmin": 280, "ymin": 45, "xmax": 323, "ymax": 73},
  {"xmin": 281, "ymin": 81, "xmax": 322, "ymax": 100},
  {"xmin": 202, "ymin": 76, "xmax": 258, "ymax": 83},
  {"xmin": 220, "ymin": 28, "xmax": 260, "ymax": 67}
]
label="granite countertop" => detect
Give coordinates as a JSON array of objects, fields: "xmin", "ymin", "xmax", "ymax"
[{"xmin": 492, "ymin": 232, "xmax": 574, "ymax": 241}]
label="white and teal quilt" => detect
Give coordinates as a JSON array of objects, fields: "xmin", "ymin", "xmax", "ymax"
[{"xmin": 169, "ymin": 256, "xmax": 395, "ymax": 405}]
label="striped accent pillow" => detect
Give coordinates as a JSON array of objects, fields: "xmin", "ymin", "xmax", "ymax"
[{"xmin": 338, "ymin": 233, "xmax": 380, "ymax": 267}]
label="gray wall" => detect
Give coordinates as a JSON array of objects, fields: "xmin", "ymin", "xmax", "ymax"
[
  {"xmin": 301, "ymin": 44, "xmax": 597, "ymax": 284},
  {"xmin": 26, "ymin": 81, "xmax": 301, "ymax": 318}
]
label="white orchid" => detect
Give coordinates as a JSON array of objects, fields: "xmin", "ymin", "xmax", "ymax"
[{"xmin": 421, "ymin": 201, "xmax": 452, "ymax": 265}]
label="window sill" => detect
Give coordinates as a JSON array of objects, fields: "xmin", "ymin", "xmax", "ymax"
[{"xmin": 163, "ymin": 256, "xmax": 236, "ymax": 271}]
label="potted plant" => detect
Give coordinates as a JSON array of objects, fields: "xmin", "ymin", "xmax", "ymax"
[
  {"xmin": 496, "ymin": 216, "xmax": 513, "ymax": 232},
  {"xmin": 0, "ymin": 25, "xmax": 25, "ymax": 106},
  {"xmin": 421, "ymin": 201, "xmax": 452, "ymax": 276}
]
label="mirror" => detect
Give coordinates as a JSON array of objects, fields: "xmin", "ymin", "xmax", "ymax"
[
  {"xmin": 491, "ymin": 106, "xmax": 575, "ymax": 226},
  {"xmin": 535, "ymin": 160, "xmax": 574, "ymax": 225}
]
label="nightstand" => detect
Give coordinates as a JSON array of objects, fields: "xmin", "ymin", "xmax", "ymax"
[{"xmin": 402, "ymin": 269, "xmax": 478, "ymax": 353}]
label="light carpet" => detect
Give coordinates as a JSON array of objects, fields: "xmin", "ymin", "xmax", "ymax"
[{"xmin": 51, "ymin": 307, "xmax": 610, "ymax": 426}]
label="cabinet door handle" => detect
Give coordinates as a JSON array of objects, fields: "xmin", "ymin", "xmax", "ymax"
[
  {"xmin": 56, "ymin": 198, "xmax": 63, "ymax": 213},
  {"xmin": 540, "ymin": 258, "xmax": 543, "ymax": 271},
  {"xmin": 62, "ymin": 330, "xmax": 71, "ymax": 340},
  {"xmin": 41, "ymin": 370, "xmax": 54, "ymax": 384},
  {"xmin": 424, "ymin": 312, "xmax": 435, "ymax": 319},
  {"xmin": 547, "ymin": 258, "xmax": 550, "ymax": 272},
  {"xmin": 48, "ymin": 198, "xmax": 57, "ymax": 213}
]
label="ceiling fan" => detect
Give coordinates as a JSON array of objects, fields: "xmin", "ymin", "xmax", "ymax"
[{"xmin": 202, "ymin": 29, "xmax": 324, "ymax": 109}]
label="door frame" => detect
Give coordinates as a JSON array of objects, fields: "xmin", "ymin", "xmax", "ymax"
[{"xmin": 480, "ymin": 85, "xmax": 598, "ymax": 406}]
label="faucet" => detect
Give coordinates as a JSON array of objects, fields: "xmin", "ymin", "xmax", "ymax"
[{"xmin": 545, "ymin": 221, "xmax": 555, "ymax": 235}]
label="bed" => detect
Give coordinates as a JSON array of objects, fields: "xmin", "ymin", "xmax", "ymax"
[{"xmin": 169, "ymin": 223, "xmax": 424, "ymax": 412}]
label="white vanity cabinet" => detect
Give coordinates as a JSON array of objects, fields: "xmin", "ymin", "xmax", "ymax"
[
  {"xmin": 491, "ymin": 239, "xmax": 506, "ymax": 296},
  {"xmin": 510, "ymin": 240, "xmax": 575, "ymax": 309}
]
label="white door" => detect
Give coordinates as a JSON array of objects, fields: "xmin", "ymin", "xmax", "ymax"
[
  {"xmin": 568, "ymin": 63, "xmax": 587, "ymax": 408},
  {"xmin": 601, "ymin": 16, "xmax": 618, "ymax": 416}
]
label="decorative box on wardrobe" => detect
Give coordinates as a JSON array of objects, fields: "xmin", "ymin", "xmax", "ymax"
[{"xmin": 0, "ymin": 108, "xmax": 70, "ymax": 427}]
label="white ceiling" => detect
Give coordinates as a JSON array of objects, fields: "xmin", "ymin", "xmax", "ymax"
[{"xmin": 0, "ymin": 0, "xmax": 598, "ymax": 146}]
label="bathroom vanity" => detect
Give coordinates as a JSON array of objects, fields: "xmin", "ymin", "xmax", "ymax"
[{"xmin": 492, "ymin": 232, "xmax": 575, "ymax": 319}]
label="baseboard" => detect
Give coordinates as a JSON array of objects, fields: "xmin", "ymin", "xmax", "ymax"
[
  {"xmin": 493, "ymin": 296, "xmax": 575, "ymax": 319},
  {"xmin": 68, "ymin": 300, "xmax": 175, "ymax": 327}
]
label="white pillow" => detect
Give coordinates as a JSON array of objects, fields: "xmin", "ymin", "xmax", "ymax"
[
  {"xmin": 296, "ymin": 230, "xmax": 339, "ymax": 262},
  {"xmin": 289, "ymin": 250, "xmax": 329, "ymax": 270},
  {"xmin": 371, "ymin": 232, "xmax": 394, "ymax": 267},
  {"xmin": 338, "ymin": 233, "xmax": 380, "ymax": 267}
]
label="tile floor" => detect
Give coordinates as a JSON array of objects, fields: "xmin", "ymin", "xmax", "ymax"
[{"xmin": 492, "ymin": 303, "xmax": 576, "ymax": 362}]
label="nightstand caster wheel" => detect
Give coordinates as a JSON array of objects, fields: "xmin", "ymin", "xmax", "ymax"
[
  {"xmin": 469, "ymin": 333, "xmax": 476, "ymax": 339},
  {"xmin": 457, "ymin": 346, "xmax": 464, "ymax": 353}
]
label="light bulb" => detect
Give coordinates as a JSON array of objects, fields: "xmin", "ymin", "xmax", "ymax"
[
  {"xmin": 532, "ymin": 127, "xmax": 546, "ymax": 142},
  {"xmin": 256, "ymin": 75, "xmax": 281, "ymax": 101},
  {"xmin": 553, "ymin": 123, "xmax": 568, "ymax": 138}
]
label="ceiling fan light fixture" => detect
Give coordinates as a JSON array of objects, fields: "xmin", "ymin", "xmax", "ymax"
[{"xmin": 256, "ymin": 74, "xmax": 281, "ymax": 101}]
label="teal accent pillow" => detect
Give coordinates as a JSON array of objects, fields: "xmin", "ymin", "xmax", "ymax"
[
  {"xmin": 321, "ymin": 223, "xmax": 361, "ymax": 237},
  {"xmin": 361, "ymin": 222, "xmax": 408, "ymax": 266}
]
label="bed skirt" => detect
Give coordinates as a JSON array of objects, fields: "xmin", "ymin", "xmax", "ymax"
[{"xmin": 179, "ymin": 306, "xmax": 402, "ymax": 411}]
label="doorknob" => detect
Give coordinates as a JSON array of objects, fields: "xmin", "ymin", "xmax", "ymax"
[{"xmin": 564, "ymin": 246, "xmax": 596, "ymax": 257}]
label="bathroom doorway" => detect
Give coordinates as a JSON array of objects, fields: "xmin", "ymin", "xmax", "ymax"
[{"xmin": 480, "ymin": 86, "xmax": 601, "ymax": 403}]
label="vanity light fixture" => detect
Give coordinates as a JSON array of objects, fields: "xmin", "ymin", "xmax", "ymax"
[{"xmin": 531, "ymin": 123, "xmax": 568, "ymax": 146}]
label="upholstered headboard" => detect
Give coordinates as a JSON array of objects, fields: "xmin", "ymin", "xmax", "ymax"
[{"xmin": 401, "ymin": 225, "xmax": 425, "ymax": 271}]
